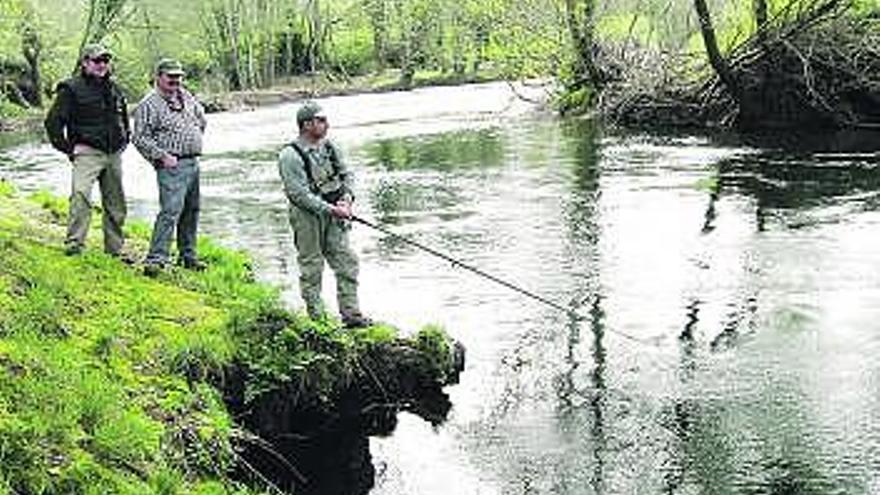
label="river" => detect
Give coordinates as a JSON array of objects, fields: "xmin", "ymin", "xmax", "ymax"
[{"xmin": 2, "ymin": 82, "xmax": 879, "ymax": 494}]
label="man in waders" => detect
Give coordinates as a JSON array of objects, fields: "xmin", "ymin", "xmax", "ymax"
[
  {"xmin": 132, "ymin": 58, "xmax": 207, "ymax": 277},
  {"xmin": 44, "ymin": 43, "xmax": 130, "ymax": 259},
  {"xmin": 278, "ymin": 101, "xmax": 372, "ymax": 328}
]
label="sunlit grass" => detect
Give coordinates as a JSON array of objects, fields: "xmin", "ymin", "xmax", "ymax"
[{"xmin": 0, "ymin": 186, "xmax": 450, "ymax": 494}]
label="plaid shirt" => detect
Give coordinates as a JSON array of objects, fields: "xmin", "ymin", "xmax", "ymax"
[{"xmin": 132, "ymin": 87, "xmax": 206, "ymax": 163}]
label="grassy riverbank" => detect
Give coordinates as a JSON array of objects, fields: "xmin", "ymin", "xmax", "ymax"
[{"xmin": 0, "ymin": 182, "xmax": 459, "ymax": 494}]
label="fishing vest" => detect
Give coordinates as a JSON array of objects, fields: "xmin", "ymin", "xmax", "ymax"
[
  {"xmin": 287, "ymin": 140, "xmax": 349, "ymax": 204},
  {"xmin": 57, "ymin": 74, "xmax": 129, "ymax": 153}
]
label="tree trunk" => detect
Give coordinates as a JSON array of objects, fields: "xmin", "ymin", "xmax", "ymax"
[
  {"xmin": 305, "ymin": 0, "xmax": 321, "ymax": 72},
  {"xmin": 563, "ymin": 0, "xmax": 603, "ymax": 89},
  {"xmin": 226, "ymin": 0, "xmax": 243, "ymax": 89},
  {"xmin": 21, "ymin": 23, "xmax": 41, "ymax": 107},
  {"xmin": 694, "ymin": 0, "xmax": 739, "ymax": 97},
  {"xmin": 365, "ymin": 0, "xmax": 388, "ymax": 68},
  {"xmin": 282, "ymin": 6, "xmax": 296, "ymax": 76},
  {"xmin": 264, "ymin": 0, "xmax": 276, "ymax": 87},
  {"xmin": 754, "ymin": 0, "xmax": 769, "ymax": 47},
  {"xmin": 401, "ymin": 32, "xmax": 414, "ymax": 87}
]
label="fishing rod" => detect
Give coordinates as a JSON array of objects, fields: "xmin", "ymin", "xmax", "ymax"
[{"xmin": 352, "ymin": 215, "xmax": 652, "ymax": 344}]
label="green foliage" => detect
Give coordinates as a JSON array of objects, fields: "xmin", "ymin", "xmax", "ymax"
[
  {"xmin": 694, "ymin": 175, "xmax": 719, "ymax": 193},
  {"xmin": 413, "ymin": 324, "xmax": 453, "ymax": 380},
  {"xmin": 556, "ymin": 84, "xmax": 595, "ymax": 115},
  {"xmin": 233, "ymin": 311, "xmax": 398, "ymax": 404},
  {"xmin": 0, "ymin": 181, "xmax": 14, "ymax": 198},
  {"xmin": 1, "ymin": 0, "xmax": 569, "ymax": 110},
  {"xmin": 0, "ymin": 190, "xmax": 266, "ymax": 494},
  {"xmin": 597, "ymin": 13, "xmax": 658, "ymax": 46},
  {"xmin": 0, "ymin": 0, "xmax": 26, "ymax": 56},
  {"xmin": 852, "ymin": 0, "xmax": 880, "ymax": 14},
  {"xmin": 0, "ymin": 96, "xmax": 28, "ymax": 119},
  {"xmin": 28, "ymin": 188, "xmax": 67, "ymax": 222},
  {"xmin": 0, "ymin": 188, "xmax": 457, "ymax": 495}
]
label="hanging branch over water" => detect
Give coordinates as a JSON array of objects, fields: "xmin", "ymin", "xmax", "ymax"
[{"xmin": 596, "ymin": 0, "xmax": 880, "ymax": 131}]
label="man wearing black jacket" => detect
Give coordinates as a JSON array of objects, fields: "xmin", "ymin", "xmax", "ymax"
[{"xmin": 44, "ymin": 43, "xmax": 130, "ymax": 257}]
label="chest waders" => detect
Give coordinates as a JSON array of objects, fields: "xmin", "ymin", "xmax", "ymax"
[{"xmin": 285, "ymin": 141, "xmax": 361, "ymax": 322}]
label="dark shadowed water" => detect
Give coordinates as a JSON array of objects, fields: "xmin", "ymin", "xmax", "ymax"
[{"xmin": 2, "ymin": 82, "xmax": 879, "ymax": 494}]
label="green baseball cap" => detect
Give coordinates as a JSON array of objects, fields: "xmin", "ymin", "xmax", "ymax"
[
  {"xmin": 155, "ymin": 58, "xmax": 185, "ymax": 76},
  {"xmin": 296, "ymin": 101, "xmax": 327, "ymax": 126},
  {"xmin": 81, "ymin": 43, "xmax": 112, "ymax": 61}
]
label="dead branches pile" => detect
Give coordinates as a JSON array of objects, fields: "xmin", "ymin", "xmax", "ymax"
[{"xmin": 597, "ymin": 5, "xmax": 880, "ymax": 131}]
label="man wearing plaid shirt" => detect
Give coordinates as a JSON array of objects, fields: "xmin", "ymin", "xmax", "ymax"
[{"xmin": 132, "ymin": 58, "xmax": 207, "ymax": 277}]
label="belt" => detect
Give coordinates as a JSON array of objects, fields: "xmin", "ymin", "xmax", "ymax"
[{"xmin": 173, "ymin": 153, "xmax": 200, "ymax": 160}]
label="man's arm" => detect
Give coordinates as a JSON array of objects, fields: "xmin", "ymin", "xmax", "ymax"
[
  {"xmin": 278, "ymin": 146, "xmax": 332, "ymax": 215},
  {"xmin": 44, "ymin": 83, "xmax": 73, "ymax": 155},
  {"xmin": 131, "ymin": 98, "xmax": 168, "ymax": 163},
  {"xmin": 329, "ymin": 141, "xmax": 355, "ymax": 203},
  {"xmin": 118, "ymin": 86, "xmax": 131, "ymax": 145}
]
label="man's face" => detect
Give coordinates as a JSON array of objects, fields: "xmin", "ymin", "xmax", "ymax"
[
  {"xmin": 303, "ymin": 115, "xmax": 329, "ymax": 140},
  {"xmin": 81, "ymin": 55, "xmax": 111, "ymax": 78},
  {"xmin": 157, "ymin": 72, "xmax": 183, "ymax": 94}
]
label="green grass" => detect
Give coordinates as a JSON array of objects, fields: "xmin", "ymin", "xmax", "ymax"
[
  {"xmin": 0, "ymin": 187, "xmax": 256, "ymax": 494},
  {"xmin": 0, "ymin": 185, "xmax": 447, "ymax": 494}
]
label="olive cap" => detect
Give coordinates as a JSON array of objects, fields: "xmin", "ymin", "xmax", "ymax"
[{"xmin": 296, "ymin": 101, "xmax": 327, "ymax": 126}]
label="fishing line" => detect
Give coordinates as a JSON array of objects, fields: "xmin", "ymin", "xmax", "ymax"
[{"xmin": 352, "ymin": 215, "xmax": 656, "ymax": 345}]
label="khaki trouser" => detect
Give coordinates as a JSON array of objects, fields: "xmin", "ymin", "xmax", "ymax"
[
  {"xmin": 67, "ymin": 148, "xmax": 126, "ymax": 254},
  {"xmin": 288, "ymin": 206, "xmax": 360, "ymax": 319}
]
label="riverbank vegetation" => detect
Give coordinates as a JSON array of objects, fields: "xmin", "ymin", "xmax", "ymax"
[
  {"xmin": 0, "ymin": 0, "xmax": 877, "ymax": 131},
  {"xmin": 585, "ymin": 0, "xmax": 880, "ymax": 130},
  {"xmin": 0, "ymin": 0, "xmax": 560, "ymax": 117},
  {"xmin": 0, "ymin": 182, "xmax": 463, "ymax": 494}
]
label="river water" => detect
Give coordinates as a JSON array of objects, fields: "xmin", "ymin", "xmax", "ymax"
[{"xmin": 2, "ymin": 82, "xmax": 879, "ymax": 494}]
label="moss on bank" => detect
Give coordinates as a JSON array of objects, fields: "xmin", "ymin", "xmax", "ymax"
[{"xmin": 0, "ymin": 181, "xmax": 462, "ymax": 495}]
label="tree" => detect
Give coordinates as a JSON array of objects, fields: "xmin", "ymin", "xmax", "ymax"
[
  {"xmin": 564, "ymin": 0, "xmax": 603, "ymax": 90},
  {"xmin": 21, "ymin": 22, "xmax": 41, "ymax": 106},
  {"xmin": 693, "ymin": 0, "xmax": 739, "ymax": 98},
  {"xmin": 364, "ymin": 0, "xmax": 389, "ymax": 68},
  {"xmin": 304, "ymin": 0, "xmax": 322, "ymax": 72},
  {"xmin": 78, "ymin": 0, "xmax": 135, "ymax": 64}
]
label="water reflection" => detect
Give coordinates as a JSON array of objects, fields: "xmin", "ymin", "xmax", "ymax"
[
  {"xmin": 716, "ymin": 153, "xmax": 880, "ymax": 232},
  {"xmin": 587, "ymin": 297, "xmax": 608, "ymax": 495},
  {"xmin": 363, "ymin": 129, "xmax": 504, "ymax": 171}
]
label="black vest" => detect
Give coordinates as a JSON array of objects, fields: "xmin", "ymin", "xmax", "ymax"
[{"xmin": 58, "ymin": 74, "xmax": 129, "ymax": 153}]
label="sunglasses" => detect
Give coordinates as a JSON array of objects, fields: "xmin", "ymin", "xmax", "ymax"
[
  {"xmin": 162, "ymin": 74, "xmax": 183, "ymax": 85},
  {"xmin": 89, "ymin": 57, "xmax": 111, "ymax": 64}
]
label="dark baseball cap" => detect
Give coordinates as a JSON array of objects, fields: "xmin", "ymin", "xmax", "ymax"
[
  {"xmin": 155, "ymin": 58, "xmax": 185, "ymax": 76},
  {"xmin": 81, "ymin": 43, "xmax": 112, "ymax": 61}
]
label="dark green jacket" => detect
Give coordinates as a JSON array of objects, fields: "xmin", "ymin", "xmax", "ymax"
[{"xmin": 44, "ymin": 73, "xmax": 130, "ymax": 155}]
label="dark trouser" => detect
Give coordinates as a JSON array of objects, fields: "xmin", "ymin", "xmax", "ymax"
[
  {"xmin": 66, "ymin": 149, "xmax": 126, "ymax": 253},
  {"xmin": 145, "ymin": 158, "xmax": 200, "ymax": 265}
]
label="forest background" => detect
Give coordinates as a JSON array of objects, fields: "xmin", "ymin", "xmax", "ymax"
[{"xmin": 0, "ymin": 0, "xmax": 878, "ymax": 128}]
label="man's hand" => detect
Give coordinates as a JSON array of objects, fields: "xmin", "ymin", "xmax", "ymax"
[
  {"xmin": 329, "ymin": 200, "xmax": 352, "ymax": 219},
  {"xmin": 72, "ymin": 143, "xmax": 92, "ymax": 156},
  {"xmin": 159, "ymin": 154, "xmax": 179, "ymax": 169},
  {"xmin": 68, "ymin": 143, "xmax": 92, "ymax": 163}
]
